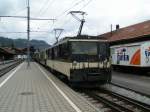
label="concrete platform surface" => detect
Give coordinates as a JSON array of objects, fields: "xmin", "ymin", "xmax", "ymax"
[
  {"xmin": 112, "ymin": 71, "xmax": 150, "ymax": 95},
  {"xmin": 0, "ymin": 62, "xmax": 100, "ymax": 112}
]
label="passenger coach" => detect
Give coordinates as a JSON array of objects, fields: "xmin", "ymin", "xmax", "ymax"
[{"xmin": 36, "ymin": 36, "xmax": 111, "ymax": 86}]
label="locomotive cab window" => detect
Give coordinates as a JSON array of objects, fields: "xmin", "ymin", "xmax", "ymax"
[
  {"xmin": 71, "ymin": 41, "xmax": 98, "ymax": 62},
  {"xmin": 71, "ymin": 42, "xmax": 97, "ymax": 55}
]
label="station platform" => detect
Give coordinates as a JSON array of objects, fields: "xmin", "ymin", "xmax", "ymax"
[
  {"xmin": 112, "ymin": 71, "xmax": 150, "ymax": 95},
  {"xmin": 0, "ymin": 62, "xmax": 100, "ymax": 112}
]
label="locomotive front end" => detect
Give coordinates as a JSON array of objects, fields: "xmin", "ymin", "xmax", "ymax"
[{"xmin": 69, "ymin": 40, "xmax": 111, "ymax": 86}]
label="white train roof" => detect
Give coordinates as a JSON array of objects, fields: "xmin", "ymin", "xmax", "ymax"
[{"xmin": 41, "ymin": 35, "xmax": 108, "ymax": 52}]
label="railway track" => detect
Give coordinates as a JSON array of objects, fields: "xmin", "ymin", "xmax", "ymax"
[
  {"xmin": 0, "ymin": 60, "xmax": 22, "ymax": 77},
  {"xmin": 110, "ymin": 82, "xmax": 150, "ymax": 98},
  {"xmin": 39, "ymin": 59, "xmax": 150, "ymax": 111},
  {"xmin": 77, "ymin": 89, "xmax": 150, "ymax": 112}
]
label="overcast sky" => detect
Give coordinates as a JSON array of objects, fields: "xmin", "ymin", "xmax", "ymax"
[{"xmin": 0, "ymin": 0, "xmax": 150, "ymax": 44}]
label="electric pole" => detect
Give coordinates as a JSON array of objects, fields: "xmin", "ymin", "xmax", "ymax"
[
  {"xmin": 0, "ymin": 0, "xmax": 55, "ymax": 68},
  {"xmin": 27, "ymin": 0, "xmax": 30, "ymax": 67}
]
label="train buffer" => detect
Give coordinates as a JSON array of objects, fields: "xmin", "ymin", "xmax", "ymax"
[{"xmin": 0, "ymin": 62, "xmax": 100, "ymax": 112}]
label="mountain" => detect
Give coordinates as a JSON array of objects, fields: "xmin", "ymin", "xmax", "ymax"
[{"xmin": 0, "ymin": 37, "xmax": 50, "ymax": 50}]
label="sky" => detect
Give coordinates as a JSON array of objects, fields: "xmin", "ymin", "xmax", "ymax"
[{"xmin": 0, "ymin": 0, "xmax": 150, "ymax": 45}]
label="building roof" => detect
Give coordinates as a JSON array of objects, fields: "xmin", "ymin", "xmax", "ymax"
[
  {"xmin": 0, "ymin": 47, "xmax": 27, "ymax": 55},
  {"xmin": 0, "ymin": 47, "xmax": 15, "ymax": 55},
  {"xmin": 99, "ymin": 20, "xmax": 150, "ymax": 42}
]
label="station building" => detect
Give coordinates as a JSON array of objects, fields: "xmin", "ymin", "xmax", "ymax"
[
  {"xmin": 98, "ymin": 20, "xmax": 150, "ymax": 72},
  {"xmin": 99, "ymin": 20, "xmax": 150, "ymax": 45},
  {"xmin": 0, "ymin": 47, "xmax": 15, "ymax": 61},
  {"xmin": 0, "ymin": 47, "xmax": 27, "ymax": 61}
]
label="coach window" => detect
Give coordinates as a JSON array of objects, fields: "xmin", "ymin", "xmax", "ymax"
[
  {"xmin": 51, "ymin": 48, "xmax": 54, "ymax": 59},
  {"xmin": 61, "ymin": 43, "xmax": 69, "ymax": 60},
  {"xmin": 58, "ymin": 45, "xmax": 61, "ymax": 58},
  {"xmin": 54, "ymin": 47, "xmax": 59, "ymax": 59},
  {"xmin": 47, "ymin": 49, "xmax": 51, "ymax": 59},
  {"xmin": 46, "ymin": 50, "xmax": 48, "ymax": 58}
]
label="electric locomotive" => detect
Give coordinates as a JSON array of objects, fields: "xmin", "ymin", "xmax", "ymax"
[{"xmin": 36, "ymin": 36, "xmax": 111, "ymax": 86}]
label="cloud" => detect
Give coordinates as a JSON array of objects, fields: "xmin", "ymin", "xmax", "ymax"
[
  {"xmin": 0, "ymin": 0, "xmax": 14, "ymax": 15},
  {"xmin": 0, "ymin": 0, "xmax": 150, "ymax": 44}
]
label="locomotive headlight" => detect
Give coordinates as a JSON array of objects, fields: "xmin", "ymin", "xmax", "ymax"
[{"xmin": 73, "ymin": 61, "xmax": 77, "ymax": 66}]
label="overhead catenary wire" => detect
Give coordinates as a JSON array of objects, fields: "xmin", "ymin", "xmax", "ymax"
[
  {"xmin": 0, "ymin": 31, "xmax": 53, "ymax": 34},
  {"xmin": 31, "ymin": 0, "xmax": 88, "ymax": 37},
  {"xmin": 0, "ymin": 21, "xmax": 8, "ymax": 32},
  {"xmin": 0, "ymin": 32, "xmax": 27, "ymax": 33},
  {"xmin": 32, "ymin": 0, "xmax": 55, "ymax": 31},
  {"xmin": 10, "ymin": 7, "xmax": 27, "ymax": 16},
  {"xmin": 26, "ymin": 0, "xmax": 28, "ymax": 6},
  {"xmin": 0, "ymin": 16, "xmax": 55, "ymax": 20},
  {"xmin": 55, "ymin": 0, "xmax": 86, "ymax": 19},
  {"xmin": 38, "ymin": 0, "xmax": 55, "ymax": 17},
  {"xmin": 32, "ymin": 0, "xmax": 75, "ymax": 33},
  {"xmin": 34, "ymin": 0, "xmax": 77, "ymax": 31},
  {"xmin": 79, "ymin": 0, "xmax": 94, "ymax": 10},
  {"xmin": 0, "ymin": 0, "xmax": 93, "ymax": 43},
  {"xmin": 31, "ymin": 30, "xmax": 53, "ymax": 33},
  {"xmin": 53, "ymin": 0, "xmax": 89, "ymax": 31},
  {"xmin": 35, "ymin": 0, "xmax": 49, "ymax": 16},
  {"xmin": 60, "ymin": 16, "xmax": 72, "ymax": 28},
  {"xmin": 33, "ymin": 17, "xmax": 56, "ymax": 33}
]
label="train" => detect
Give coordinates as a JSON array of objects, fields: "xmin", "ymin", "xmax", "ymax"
[
  {"xmin": 111, "ymin": 40, "xmax": 150, "ymax": 73},
  {"xmin": 34, "ymin": 36, "xmax": 112, "ymax": 87}
]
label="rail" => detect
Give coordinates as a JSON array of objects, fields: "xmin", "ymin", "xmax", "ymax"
[
  {"xmin": 0, "ymin": 60, "xmax": 17, "ymax": 65},
  {"xmin": 77, "ymin": 89, "xmax": 150, "ymax": 112},
  {"xmin": 0, "ymin": 60, "xmax": 23, "ymax": 77},
  {"xmin": 110, "ymin": 82, "xmax": 150, "ymax": 98}
]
